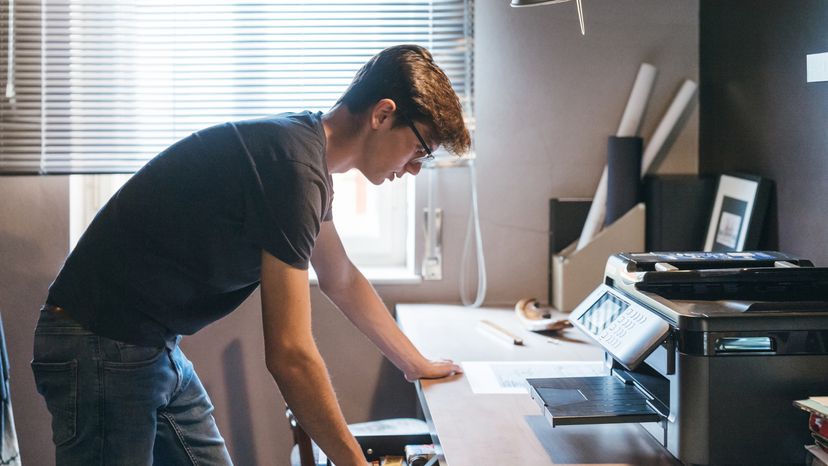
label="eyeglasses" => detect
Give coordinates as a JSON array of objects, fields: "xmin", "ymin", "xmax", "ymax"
[{"xmin": 406, "ymin": 120, "xmax": 435, "ymax": 164}]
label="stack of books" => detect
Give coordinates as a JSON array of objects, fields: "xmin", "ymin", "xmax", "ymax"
[{"xmin": 794, "ymin": 397, "xmax": 828, "ymax": 466}]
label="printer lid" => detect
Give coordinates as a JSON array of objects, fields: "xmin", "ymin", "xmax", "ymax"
[
  {"xmin": 606, "ymin": 251, "xmax": 828, "ymax": 302},
  {"xmin": 634, "ymin": 266, "xmax": 828, "ymax": 302},
  {"xmin": 613, "ymin": 251, "xmax": 813, "ymax": 273},
  {"xmin": 603, "ymin": 251, "xmax": 828, "ymax": 331}
]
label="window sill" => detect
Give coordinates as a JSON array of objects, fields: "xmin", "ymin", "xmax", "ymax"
[{"xmin": 309, "ymin": 267, "xmax": 423, "ymax": 286}]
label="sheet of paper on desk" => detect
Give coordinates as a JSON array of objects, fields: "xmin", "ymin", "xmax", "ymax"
[{"xmin": 462, "ymin": 361, "xmax": 606, "ymax": 394}]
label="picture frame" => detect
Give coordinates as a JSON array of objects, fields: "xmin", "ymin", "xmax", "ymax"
[{"xmin": 704, "ymin": 174, "xmax": 771, "ymax": 252}]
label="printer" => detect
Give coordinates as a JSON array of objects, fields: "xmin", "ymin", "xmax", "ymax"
[{"xmin": 527, "ymin": 251, "xmax": 828, "ymax": 465}]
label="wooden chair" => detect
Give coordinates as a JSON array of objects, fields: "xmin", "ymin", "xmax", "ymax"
[
  {"xmin": 286, "ymin": 405, "xmax": 317, "ymax": 466},
  {"xmin": 286, "ymin": 405, "xmax": 431, "ymax": 466}
]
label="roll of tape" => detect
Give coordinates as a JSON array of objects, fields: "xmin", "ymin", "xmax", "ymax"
[{"xmin": 515, "ymin": 298, "xmax": 542, "ymax": 318}]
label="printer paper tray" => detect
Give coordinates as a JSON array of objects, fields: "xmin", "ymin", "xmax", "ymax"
[{"xmin": 527, "ymin": 376, "xmax": 662, "ymax": 427}]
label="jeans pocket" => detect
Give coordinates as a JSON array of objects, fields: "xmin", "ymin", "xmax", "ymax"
[
  {"xmin": 31, "ymin": 360, "xmax": 78, "ymax": 447},
  {"xmin": 105, "ymin": 340, "xmax": 166, "ymax": 368}
]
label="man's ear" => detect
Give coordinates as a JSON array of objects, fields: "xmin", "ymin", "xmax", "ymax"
[{"xmin": 370, "ymin": 98, "xmax": 397, "ymax": 129}]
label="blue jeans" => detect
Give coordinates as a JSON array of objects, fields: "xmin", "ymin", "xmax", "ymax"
[{"xmin": 31, "ymin": 308, "xmax": 234, "ymax": 466}]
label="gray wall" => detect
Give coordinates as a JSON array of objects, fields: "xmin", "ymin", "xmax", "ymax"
[
  {"xmin": 474, "ymin": 0, "xmax": 699, "ymax": 301},
  {"xmin": 0, "ymin": 1, "xmax": 698, "ymax": 464},
  {"xmin": 0, "ymin": 177, "xmax": 69, "ymax": 466},
  {"xmin": 699, "ymin": 0, "xmax": 828, "ymax": 265}
]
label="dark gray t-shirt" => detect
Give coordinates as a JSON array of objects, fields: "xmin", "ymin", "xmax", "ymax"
[{"xmin": 48, "ymin": 111, "xmax": 333, "ymax": 346}]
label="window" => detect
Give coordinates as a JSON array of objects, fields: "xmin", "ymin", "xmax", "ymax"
[
  {"xmin": 68, "ymin": 169, "xmax": 414, "ymax": 269},
  {"xmin": 3, "ymin": 0, "xmax": 473, "ymax": 272}
]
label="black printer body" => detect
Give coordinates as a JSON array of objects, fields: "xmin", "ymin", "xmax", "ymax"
[{"xmin": 528, "ymin": 251, "xmax": 828, "ymax": 465}]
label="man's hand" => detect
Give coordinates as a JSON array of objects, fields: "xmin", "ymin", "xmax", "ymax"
[{"xmin": 403, "ymin": 359, "xmax": 463, "ymax": 382}]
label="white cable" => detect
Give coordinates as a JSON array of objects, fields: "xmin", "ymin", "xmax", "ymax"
[
  {"xmin": 460, "ymin": 160, "xmax": 487, "ymax": 307},
  {"xmin": 575, "ymin": 0, "xmax": 585, "ymax": 35},
  {"xmin": 427, "ymin": 167, "xmax": 436, "ymax": 259}
]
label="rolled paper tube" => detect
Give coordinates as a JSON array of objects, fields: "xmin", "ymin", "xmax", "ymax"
[
  {"xmin": 641, "ymin": 79, "xmax": 698, "ymax": 176},
  {"xmin": 576, "ymin": 166, "xmax": 607, "ymax": 251},
  {"xmin": 605, "ymin": 136, "xmax": 643, "ymax": 226},
  {"xmin": 617, "ymin": 63, "xmax": 658, "ymax": 137},
  {"xmin": 577, "ymin": 63, "xmax": 657, "ymax": 250}
]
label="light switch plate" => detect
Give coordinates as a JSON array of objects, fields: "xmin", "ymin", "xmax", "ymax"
[{"xmin": 806, "ymin": 52, "xmax": 828, "ymax": 83}]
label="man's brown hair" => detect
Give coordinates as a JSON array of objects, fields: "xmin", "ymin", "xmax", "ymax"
[{"xmin": 337, "ymin": 44, "xmax": 471, "ymax": 155}]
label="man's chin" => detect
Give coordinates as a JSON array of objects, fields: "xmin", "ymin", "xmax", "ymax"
[{"xmin": 355, "ymin": 169, "xmax": 385, "ymax": 185}]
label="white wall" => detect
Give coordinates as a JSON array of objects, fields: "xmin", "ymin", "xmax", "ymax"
[{"xmin": 0, "ymin": 1, "xmax": 698, "ymax": 464}]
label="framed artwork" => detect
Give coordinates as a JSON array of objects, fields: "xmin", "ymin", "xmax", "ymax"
[{"xmin": 704, "ymin": 174, "xmax": 771, "ymax": 252}]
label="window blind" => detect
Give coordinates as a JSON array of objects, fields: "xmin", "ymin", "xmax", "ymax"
[{"xmin": 0, "ymin": 0, "xmax": 473, "ymax": 174}]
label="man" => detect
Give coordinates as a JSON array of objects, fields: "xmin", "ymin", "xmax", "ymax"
[{"xmin": 32, "ymin": 44, "xmax": 470, "ymax": 466}]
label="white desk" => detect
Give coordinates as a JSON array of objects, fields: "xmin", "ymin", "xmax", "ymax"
[{"xmin": 396, "ymin": 303, "xmax": 678, "ymax": 466}]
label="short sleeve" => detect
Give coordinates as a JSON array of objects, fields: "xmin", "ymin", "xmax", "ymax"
[
  {"xmin": 322, "ymin": 190, "xmax": 334, "ymax": 222},
  {"xmin": 242, "ymin": 160, "xmax": 329, "ymax": 269}
]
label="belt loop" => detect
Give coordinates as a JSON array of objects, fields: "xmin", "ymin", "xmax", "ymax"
[
  {"xmin": 41, "ymin": 303, "xmax": 66, "ymax": 314},
  {"xmin": 164, "ymin": 335, "xmax": 181, "ymax": 352}
]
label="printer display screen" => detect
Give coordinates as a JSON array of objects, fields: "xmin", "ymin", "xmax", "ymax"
[{"xmin": 578, "ymin": 292, "xmax": 628, "ymax": 335}]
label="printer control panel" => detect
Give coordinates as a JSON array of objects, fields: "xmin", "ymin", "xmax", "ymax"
[{"xmin": 569, "ymin": 284, "xmax": 671, "ymax": 370}]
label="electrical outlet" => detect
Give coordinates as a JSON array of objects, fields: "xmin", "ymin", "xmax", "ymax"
[
  {"xmin": 422, "ymin": 208, "xmax": 443, "ymax": 280},
  {"xmin": 422, "ymin": 256, "xmax": 442, "ymax": 281},
  {"xmin": 806, "ymin": 52, "xmax": 828, "ymax": 83}
]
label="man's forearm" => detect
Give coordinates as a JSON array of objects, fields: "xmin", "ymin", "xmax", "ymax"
[
  {"xmin": 311, "ymin": 223, "xmax": 458, "ymax": 381},
  {"xmin": 321, "ymin": 267, "xmax": 428, "ymax": 379},
  {"xmin": 260, "ymin": 250, "xmax": 367, "ymax": 465},
  {"xmin": 268, "ymin": 345, "xmax": 365, "ymax": 466}
]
